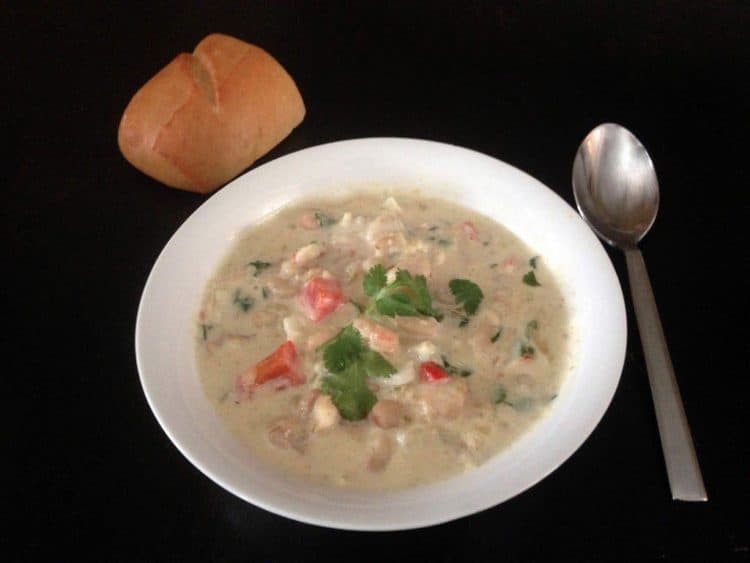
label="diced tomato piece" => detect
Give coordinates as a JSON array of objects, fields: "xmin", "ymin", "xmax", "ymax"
[
  {"xmin": 300, "ymin": 276, "xmax": 345, "ymax": 322},
  {"xmin": 419, "ymin": 361, "xmax": 450, "ymax": 382},
  {"xmin": 461, "ymin": 221, "xmax": 479, "ymax": 241},
  {"xmin": 254, "ymin": 340, "xmax": 304, "ymax": 385}
]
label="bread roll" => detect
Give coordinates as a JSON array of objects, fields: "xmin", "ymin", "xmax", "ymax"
[{"xmin": 118, "ymin": 34, "xmax": 305, "ymax": 193}]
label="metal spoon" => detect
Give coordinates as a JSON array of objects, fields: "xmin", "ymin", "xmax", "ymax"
[{"xmin": 572, "ymin": 123, "xmax": 707, "ymax": 501}]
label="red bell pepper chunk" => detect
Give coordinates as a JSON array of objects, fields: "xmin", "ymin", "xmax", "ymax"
[
  {"xmin": 254, "ymin": 340, "xmax": 304, "ymax": 385},
  {"xmin": 419, "ymin": 361, "xmax": 450, "ymax": 382},
  {"xmin": 300, "ymin": 276, "xmax": 345, "ymax": 322}
]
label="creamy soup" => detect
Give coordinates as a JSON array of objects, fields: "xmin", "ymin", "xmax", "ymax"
[{"xmin": 196, "ymin": 192, "xmax": 570, "ymax": 489}]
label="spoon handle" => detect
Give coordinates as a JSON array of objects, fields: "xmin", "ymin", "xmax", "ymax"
[{"xmin": 625, "ymin": 248, "xmax": 707, "ymax": 501}]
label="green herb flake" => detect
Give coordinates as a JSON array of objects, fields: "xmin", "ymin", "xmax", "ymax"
[
  {"xmin": 437, "ymin": 238, "xmax": 452, "ymax": 247},
  {"xmin": 248, "ymin": 260, "xmax": 272, "ymax": 277},
  {"xmin": 519, "ymin": 342, "xmax": 536, "ymax": 358},
  {"xmin": 441, "ymin": 355, "xmax": 473, "ymax": 377},
  {"xmin": 314, "ymin": 211, "xmax": 336, "ymax": 227},
  {"xmin": 522, "ymin": 270, "xmax": 541, "ymax": 286},
  {"xmin": 428, "ymin": 225, "xmax": 439, "ymax": 231},
  {"xmin": 232, "ymin": 289, "xmax": 254, "ymax": 312},
  {"xmin": 363, "ymin": 264, "xmax": 388, "ymax": 297},
  {"xmin": 199, "ymin": 324, "xmax": 213, "ymax": 341},
  {"xmin": 363, "ymin": 265, "xmax": 439, "ymax": 318},
  {"xmin": 319, "ymin": 325, "xmax": 396, "ymax": 420},
  {"xmin": 490, "ymin": 263, "xmax": 498, "ymax": 269},
  {"xmin": 493, "ymin": 386, "xmax": 511, "ymax": 405},
  {"xmin": 449, "ymin": 279, "xmax": 484, "ymax": 316},
  {"xmin": 529, "ymin": 256, "xmax": 540, "ymax": 269},
  {"xmin": 261, "ymin": 287, "xmax": 270, "ymax": 299},
  {"xmin": 490, "ymin": 327, "xmax": 504, "ymax": 343},
  {"xmin": 525, "ymin": 320, "xmax": 539, "ymax": 339}
]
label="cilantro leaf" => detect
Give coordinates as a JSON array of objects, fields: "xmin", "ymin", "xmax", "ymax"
[
  {"xmin": 529, "ymin": 256, "xmax": 539, "ymax": 269},
  {"xmin": 522, "ymin": 271, "xmax": 541, "ymax": 286},
  {"xmin": 320, "ymin": 372, "xmax": 377, "ymax": 421},
  {"xmin": 363, "ymin": 264, "xmax": 387, "ymax": 297},
  {"xmin": 361, "ymin": 349, "xmax": 397, "ymax": 378},
  {"xmin": 322, "ymin": 325, "xmax": 364, "ymax": 374},
  {"xmin": 449, "ymin": 279, "xmax": 484, "ymax": 315},
  {"xmin": 364, "ymin": 266, "xmax": 439, "ymax": 318},
  {"xmin": 319, "ymin": 325, "xmax": 396, "ymax": 420}
]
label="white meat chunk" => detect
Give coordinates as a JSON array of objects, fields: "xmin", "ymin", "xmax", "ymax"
[
  {"xmin": 293, "ymin": 242, "xmax": 324, "ymax": 266},
  {"xmin": 382, "ymin": 197, "xmax": 403, "ymax": 214},
  {"xmin": 310, "ymin": 394, "xmax": 340, "ymax": 432},
  {"xmin": 267, "ymin": 417, "xmax": 308, "ymax": 453},
  {"xmin": 410, "ymin": 341, "xmax": 437, "ymax": 362},
  {"xmin": 370, "ymin": 399, "xmax": 408, "ymax": 429},
  {"xmin": 365, "ymin": 213, "xmax": 405, "ymax": 243},
  {"xmin": 377, "ymin": 361, "xmax": 416, "ymax": 387},
  {"xmin": 407, "ymin": 379, "xmax": 469, "ymax": 421}
]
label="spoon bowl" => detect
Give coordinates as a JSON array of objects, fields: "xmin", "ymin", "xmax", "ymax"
[
  {"xmin": 572, "ymin": 123, "xmax": 707, "ymax": 502},
  {"xmin": 573, "ymin": 123, "xmax": 659, "ymax": 247}
]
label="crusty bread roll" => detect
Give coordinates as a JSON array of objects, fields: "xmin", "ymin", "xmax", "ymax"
[{"xmin": 118, "ymin": 34, "xmax": 305, "ymax": 193}]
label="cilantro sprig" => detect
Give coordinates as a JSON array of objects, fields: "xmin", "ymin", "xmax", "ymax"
[
  {"xmin": 363, "ymin": 265, "xmax": 440, "ymax": 318},
  {"xmin": 319, "ymin": 325, "xmax": 396, "ymax": 420}
]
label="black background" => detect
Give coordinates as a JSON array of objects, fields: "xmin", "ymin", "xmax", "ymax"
[{"xmin": 4, "ymin": 1, "xmax": 748, "ymax": 561}]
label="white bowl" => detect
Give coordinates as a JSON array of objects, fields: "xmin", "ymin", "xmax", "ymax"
[{"xmin": 135, "ymin": 138, "xmax": 626, "ymax": 530}]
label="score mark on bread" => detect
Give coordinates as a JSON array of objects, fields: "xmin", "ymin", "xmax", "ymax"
[{"xmin": 118, "ymin": 34, "xmax": 305, "ymax": 194}]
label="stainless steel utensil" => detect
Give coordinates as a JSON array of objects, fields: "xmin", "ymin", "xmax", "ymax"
[{"xmin": 572, "ymin": 123, "xmax": 707, "ymax": 501}]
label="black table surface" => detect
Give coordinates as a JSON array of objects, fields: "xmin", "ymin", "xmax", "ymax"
[{"xmin": 5, "ymin": 2, "xmax": 748, "ymax": 561}]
